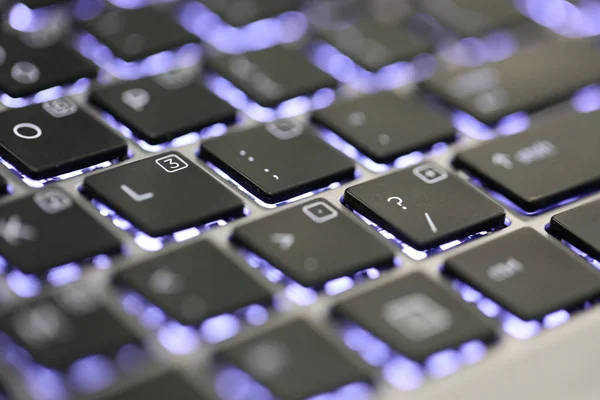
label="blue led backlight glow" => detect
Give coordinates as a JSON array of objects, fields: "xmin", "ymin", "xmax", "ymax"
[
  {"xmin": 546, "ymin": 227, "xmax": 600, "ymax": 271},
  {"xmin": 239, "ymin": 249, "xmax": 386, "ymax": 307},
  {"xmin": 204, "ymin": 74, "xmax": 336, "ymax": 122},
  {"xmin": 572, "ymin": 84, "xmax": 600, "ymax": 113},
  {"xmin": 205, "ymin": 161, "xmax": 347, "ymax": 209},
  {"xmin": 215, "ymin": 366, "xmax": 372, "ymax": 400},
  {"xmin": 310, "ymin": 41, "xmax": 433, "ymax": 93},
  {"xmin": 0, "ymin": 154, "xmax": 119, "ymax": 188},
  {"xmin": 89, "ymin": 198, "xmax": 244, "ymax": 252},
  {"xmin": 0, "ymin": 333, "xmax": 145, "ymax": 400},
  {"xmin": 517, "ymin": 0, "xmax": 599, "ymax": 37},
  {"xmin": 340, "ymin": 323, "xmax": 487, "ymax": 391},
  {"xmin": 319, "ymin": 127, "xmax": 450, "ymax": 173},
  {"xmin": 100, "ymin": 111, "xmax": 229, "ymax": 152},
  {"xmin": 119, "ymin": 290, "xmax": 269, "ymax": 355},
  {"xmin": 177, "ymin": 2, "xmax": 308, "ymax": 54},
  {"xmin": 450, "ymin": 279, "xmax": 574, "ymax": 339},
  {"xmin": 0, "ymin": 79, "xmax": 91, "ymax": 109},
  {"xmin": 74, "ymin": 33, "xmax": 202, "ymax": 81},
  {"xmin": 438, "ymin": 31, "xmax": 518, "ymax": 67},
  {"xmin": 7, "ymin": 3, "xmax": 60, "ymax": 33},
  {"xmin": 346, "ymin": 207, "xmax": 509, "ymax": 261},
  {"xmin": 3, "ymin": 255, "xmax": 113, "ymax": 299}
]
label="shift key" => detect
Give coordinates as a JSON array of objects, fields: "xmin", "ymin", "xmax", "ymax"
[{"xmin": 454, "ymin": 111, "xmax": 600, "ymax": 212}]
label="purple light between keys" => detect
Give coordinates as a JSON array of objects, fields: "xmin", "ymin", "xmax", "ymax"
[
  {"xmin": 319, "ymin": 127, "xmax": 449, "ymax": 173},
  {"xmin": 340, "ymin": 323, "xmax": 487, "ymax": 392},
  {"xmin": 0, "ymin": 79, "xmax": 91, "ymax": 109},
  {"xmin": 214, "ymin": 366, "xmax": 373, "ymax": 400},
  {"xmin": 206, "ymin": 161, "xmax": 345, "ymax": 209},
  {"xmin": 177, "ymin": 2, "xmax": 308, "ymax": 54},
  {"xmin": 100, "ymin": 111, "xmax": 229, "ymax": 153},
  {"xmin": 120, "ymin": 289, "xmax": 269, "ymax": 355},
  {"xmin": 516, "ymin": 0, "xmax": 599, "ymax": 38},
  {"xmin": 74, "ymin": 33, "xmax": 202, "ymax": 81},
  {"xmin": 204, "ymin": 73, "xmax": 336, "ymax": 122},
  {"xmin": 4, "ymin": 254, "xmax": 113, "ymax": 298},
  {"xmin": 0, "ymin": 153, "xmax": 116, "ymax": 188},
  {"xmin": 239, "ymin": 249, "xmax": 386, "ymax": 308},
  {"xmin": 347, "ymin": 207, "xmax": 509, "ymax": 261},
  {"xmin": 67, "ymin": 355, "xmax": 116, "ymax": 393},
  {"xmin": 310, "ymin": 41, "xmax": 429, "ymax": 93},
  {"xmin": 450, "ymin": 279, "xmax": 572, "ymax": 339},
  {"xmin": 89, "ymin": 197, "xmax": 241, "ymax": 252}
]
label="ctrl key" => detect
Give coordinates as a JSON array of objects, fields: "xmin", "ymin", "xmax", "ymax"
[
  {"xmin": 445, "ymin": 228, "xmax": 600, "ymax": 321},
  {"xmin": 217, "ymin": 320, "xmax": 372, "ymax": 400}
]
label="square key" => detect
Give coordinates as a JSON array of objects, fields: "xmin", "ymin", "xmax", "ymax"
[
  {"xmin": 200, "ymin": 119, "xmax": 355, "ymax": 203},
  {"xmin": 319, "ymin": 20, "xmax": 431, "ymax": 72},
  {"xmin": 313, "ymin": 92, "xmax": 455, "ymax": 163},
  {"xmin": 0, "ymin": 286, "xmax": 138, "ymax": 370},
  {"xmin": 83, "ymin": 152, "xmax": 245, "ymax": 237},
  {"xmin": 445, "ymin": 228, "xmax": 600, "ymax": 321},
  {"xmin": 116, "ymin": 241, "xmax": 271, "ymax": 325},
  {"xmin": 343, "ymin": 162, "xmax": 505, "ymax": 250},
  {"xmin": 0, "ymin": 98, "xmax": 127, "ymax": 179},
  {"xmin": 207, "ymin": 46, "xmax": 337, "ymax": 107},
  {"xmin": 0, "ymin": 188, "xmax": 121, "ymax": 274},
  {"xmin": 201, "ymin": 0, "xmax": 300, "ymax": 27},
  {"xmin": 0, "ymin": 33, "xmax": 96, "ymax": 98},
  {"xmin": 233, "ymin": 198, "xmax": 394, "ymax": 287},
  {"xmin": 334, "ymin": 272, "xmax": 496, "ymax": 362},
  {"xmin": 218, "ymin": 320, "xmax": 371, "ymax": 400},
  {"xmin": 91, "ymin": 69, "xmax": 237, "ymax": 144},
  {"xmin": 80, "ymin": 6, "xmax": 199, "ymax": 62}
]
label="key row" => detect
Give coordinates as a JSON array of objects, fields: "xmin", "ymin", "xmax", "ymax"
[{"xmin": 2, "ymin": 225, "xmax": 600, "ymax": 398}]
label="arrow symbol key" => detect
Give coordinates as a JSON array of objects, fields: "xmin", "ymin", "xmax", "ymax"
[{"xmin": 270, "ymin": 233, "xmax": 295, "ymax": 251}]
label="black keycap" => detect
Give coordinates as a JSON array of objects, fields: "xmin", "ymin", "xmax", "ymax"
[
  {"xmin": 313, "ymin": 92, "xmax": 455, "ymax": 164},
  {"xmin": 343, "ymin": 162, "xmax": 505, "ymax": 250},
  {"xmin": 233, "ymin": 199, "xmax": 394, "ymax": 287},
  {"xmin": 116, "ymin": 241, "xmax": 271, "ymax": 325},
  {"xmin": 201, "ymin": 0, "xmax": 300, "ymax": 27},
  {"xmin": 549, "ymin": 200, "xmax": 600, "ymax": 261},
  {"xmin": 83, "ymin": 152, "xmax": 244, "ymax": 237},
  {"xmin": 0, "ymin": 285, "xmax": 138, "ymax": 370},
  {"xmin": 0, "ymin": 33, "xmax": 96, "ymax": 98},
  {"xmin": 200, "ymin": 119, "xmax": 355, "ymax": 203},
  {"xmin": 21, "ymin": 0, "xmax": 68, "ymax": 8},
  {"xmin": 218, "ymin": 320, "xmax": 370, "ymax": 400},
  {"xmin": 319, "ymin": 20, "xmax": 431, "ymax": 72},
  {"xmin": 104, "ymin": 372, "xmax": 206, "ymax": 400},
  {"xmin": 445, "ymin": 228, "xmax": 600, "ymax": 320},
  {"xmin": 0, "ymin": 175, "xmax": 8, "ymax": 197},
  {"xmin": 0, "ymin": 188, "xmax": 120, "ymax": 274},
  {"xmin": 424, "ymin": 40, "xmax": 600, "ymax": 124},
  {"xmin": 80, "ymin": 6, "xmax": 198, "ymax": 62},
  {"xmin": 335, "ymin": 272, "xmax": 495, "ymax": 362},
  {"xmin": 414, "ymin": 0, "xmax": 527, "ymax": 37},
  {"xmin": 0, "ymin": 98, "xmax": 127, "ymax": 179},
  {"xmin": 454, "ymin": 111, "xmax": 600, "ymax": 212},
  {"xmin": 207, "ymin": 46, "xmax": 337, "ymax": 107},
  {"xmin": 90, "ymin": 69, "xmax": 237, "ymax": 145}
]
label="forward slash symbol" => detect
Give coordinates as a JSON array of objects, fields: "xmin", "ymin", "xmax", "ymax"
[{"xmin": 425, "ymin": 212, "xmax": 438, "ymax": 233}]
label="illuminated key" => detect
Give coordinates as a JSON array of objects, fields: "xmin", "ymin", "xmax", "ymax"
[
  {"xmin": 0, "ymin": 286, "xmax": 138, "ymax": 369},
  {"xmin": 219, "ymin": 320, "xmax": 371, "ymax": 399},
  {"xmin": 424, "ymin": 39, "xmax": 600, "ymax": 124},
  {"xmin": 454, "ymin": 110, "xmax": 600, "ymax": 212}
]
